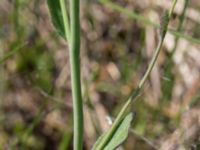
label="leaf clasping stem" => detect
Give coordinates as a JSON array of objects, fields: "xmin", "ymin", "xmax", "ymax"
[
  {"xmin": 59, "ymin": 0, "xmax": 83, "ymax": 149},
  {"xmin": 59, "ymin": 0, "xmax": 71, "ymax": 43}
]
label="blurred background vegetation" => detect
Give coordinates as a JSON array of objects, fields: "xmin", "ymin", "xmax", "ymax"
[{"xmin": 0, "ymin": 0, "xmax": 200, "ymax": 149}]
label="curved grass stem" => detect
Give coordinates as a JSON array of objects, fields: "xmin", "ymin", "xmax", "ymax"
[{"xmin": 96, "ymin": 0, "xmax": 178, "ymax": 149}]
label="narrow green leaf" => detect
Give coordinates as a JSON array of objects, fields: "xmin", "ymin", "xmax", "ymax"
[
  {"xmin": 92, "ymin": 133, "xmax": 106, "ymax": 150},
  {"xmin": 47, "ymin": 0, "xmax": 65, "ymax": 39},
  {"xmin": 58, "ymin": 130, "xmax": 72, "ymax": 150},
  {"xmin": 92, "ymin": 113, "xmax": 135, "ymax": 150},
  {"xmin": 0, "ymin": 42, "xmax": 27, "ymax": 64}
]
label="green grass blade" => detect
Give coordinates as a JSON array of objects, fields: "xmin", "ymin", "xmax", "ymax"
[
  {"xmin": 100, "ymin": 0, "xmax": 200, "ymax": 45},
  {"xmin": 0, "ymin": 42, "xmax": 27, "ymax": 64},
  {"xmin": 47, "ymin": 0, "xmax": 67, "ymax": 40},
  {"xmin": 58, "ymin": 131, "xmax": 72, "ymax": 150}
]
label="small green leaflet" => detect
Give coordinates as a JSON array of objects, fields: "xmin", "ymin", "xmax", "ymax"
[
  {"xmin": 92, "ymin": 113, "xmax": 135, "ymax": 150},
  {"xmin": 47, "ymin": 0, "xmax": 65, "ymax": 39}
]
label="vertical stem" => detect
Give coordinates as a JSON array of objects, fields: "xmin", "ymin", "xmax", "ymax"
[
  {"xmin": 70, "ymin": 49, "xmax": 83, "ymax": 150},
  {"xmin": 69, "ymin": 0, "xmax": 83, "ymax": 149},
  {"xmin": 59, "ymin": 0, "xmax": 83, "ymax": 149}
]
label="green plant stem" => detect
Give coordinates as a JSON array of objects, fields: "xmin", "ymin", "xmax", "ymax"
[
  {"xmin": 139, "ymin": 37, "xmax": 164, "ymax": 89},
  {"xmin": 69, "ymin": 0, "xmax": 83, "ymax": 149},
  {"xmin": 169, "ymin": 0, "xmax": 177, "ymax": 17},
  {"xmin": 171, "ymin": 0, "xmax": 189, "ymax": 55},
  {"xmin": 96, "ymin": 0, "xmax": 178, "ymax": 149},
  {"xmin": 69, "ymin": 49, "xmax": 83, "ymax": 150},
  {"xmin": 60, "ymin": 0, "xmax": 83, "ymax": 149},
  {"xmin": 59, "ymin": 0, "xmax": 71, "ymax": 43}
]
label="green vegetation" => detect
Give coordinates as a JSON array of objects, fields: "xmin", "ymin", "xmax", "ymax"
[{"xmin": 0, "ymin": 0, "xmax": 199, "ymax": 149}]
